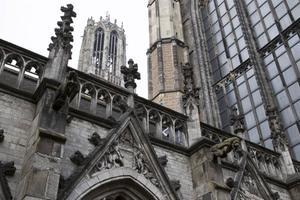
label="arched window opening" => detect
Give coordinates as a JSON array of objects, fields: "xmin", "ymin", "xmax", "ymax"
[
  {"xmin": 97, "ymin": 89, "xmax": 112, "ymax": 118},
  {"xmin": 112, "ymin": 95, "xmax": 127, "ymax": 118},
  {"xmin": 162, "ymin": 115, "xmax": 173, "ymax": 142},
  {"xmin": 175, "ymin": 120, "xmax": 187, "ymax": 146},
  {"xmin": 80, "ymin": 83, "xmax": 96, "ymax": 113},
  {"xmin": 148, "ymin": 110, "xmax": 160, "ymax": 137},
  {"xmin": 135, "ymin": 104, "xmax": 148, "ymax": 132},
  {"xmin": 19, "ymin": 61, "xmax": 42, "ymax": 91},
  {"xmin": 1, "ymin": 54, "xmax": 24, "ymax": 86},
  {"xmin": 109, "ymin": 31, "xmax": 118, "ymax": 74},
  {"xmin": 93, "ymin": 28, "xmax": 105, "ymax": 74},
  {"xmin": 4, "ymin": 54, "xmax": 23, "ymax": 73}
]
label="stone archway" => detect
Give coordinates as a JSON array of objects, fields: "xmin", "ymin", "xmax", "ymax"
[
  {"xmin": 67, "ymin": 168, "xmax": 165, "ymax": 200},
  {"xmin": 81, "ymin": 179, "xmax": 157, "ymax": 200}
]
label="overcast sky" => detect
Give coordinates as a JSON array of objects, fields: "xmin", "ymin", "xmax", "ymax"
[{"xmin": 0, "ymin": 0, "xmax": 149, "ymax": 98}]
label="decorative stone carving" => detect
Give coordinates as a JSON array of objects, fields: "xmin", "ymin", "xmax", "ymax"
[
  {"xmin": 133, "ymin": 149, "xmax": 159, "ymax": 187},
  {"xmin": 121, "ymin": 59, "xmax": 141, "ymax": 89},
  {"xmin": 210, "ymin": 137, "xmax": 240, "ymax": 160},
  {"xmin": 0, "ymin": 161, "xmax": 16, "ymax": 200},
  {"xmin": 0, "ymin": 128, "xmax": 4, "ymax": 143},
  {"xmin": 226, "ymin": 177, "xmax": 235, "ymax": 188},
  {"xmin": 94, "ymin": 142, "xmax": 124, "ymax": 172},
  {"xmin": 182, "ymin": 63, "xmax": 199, "ymax": 107},
  {"xmin": 48, "ymin": 4, "xmax": 76, "ymax": 57},
  {"xmin": 113, "ymin": 96, "xmax": 129, "ymax": 113},
  {"xmin": 239, "ymin": 169, "xmax": 263, "ymax": 200},
  {"xmin": 266, "ymin": 105, "xmax": 288, "ymax": 151},
  {"xmin": 53, "ymin": 71, "xmax": 80, "ymax": 110},
  {"xmin": 170, "ymin": 180, "xmax": 181, "ymax": 191},
  {"xmin": 158, "ymin": 155, "xmax": 168, "ymax": 167},
  {"xmin": 70, "ymin": 151, "xmax": 85, "ymax": 166},
  {"xmin": 230, "ymin": 107, "xmax": 245, "ymax": 134},
  {"xmin": 88, "ymin": 132, "xmax": 105, "ymax": 146}
]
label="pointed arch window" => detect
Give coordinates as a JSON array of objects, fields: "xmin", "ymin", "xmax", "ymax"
[
  {"xmin": 93, "ymin": 27, "xmax": 105, "ymax": 74},
  {"xmin": 109, "ymin": 30, "xmax": 118, "ymax": 74}
]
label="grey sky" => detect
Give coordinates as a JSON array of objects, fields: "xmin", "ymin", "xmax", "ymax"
[{"xmin": 0, "ymin": 0, "xmax": 149, "ymax": 98}]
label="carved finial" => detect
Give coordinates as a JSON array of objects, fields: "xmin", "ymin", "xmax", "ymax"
[
  {"xmin": 121, "ymin": 59, "xmax": 141, "ymax": 89},
  {"xmin": 209, "ymin": 137, "xmax": 240, "ymax": 160},
  {"xmin": 0, "ymin": 129, "xmax": 4, "ymax": 142},
  {"xmin": 48, "ymin": 4, "xmax": 76, "ymax": 59},
  {"xmin": 230, "ymin": 107, "xmax": 245, "ymax": 134},
  {"xmin": 105, "ymin": 11, "xmax": 110, "ymax": 21}
]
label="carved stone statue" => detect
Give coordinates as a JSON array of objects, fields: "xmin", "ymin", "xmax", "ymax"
[
  {"xmin": 133, "ymin": 150, "xmax": 159, "ymax": 187},
  {"xmin": 88, "ymin": 132, "xmax": 104, "ymax": 146},
  {"xmin": 210, "ymin": 137, "xmax": 240, "ymax": 160},
  {"xmin": 53, "ymin": 71, "xmax": 80, "ymax": 110},
  {"xmin": 70, "ymin": 151, "xmax": 85, "ymax": 166}
]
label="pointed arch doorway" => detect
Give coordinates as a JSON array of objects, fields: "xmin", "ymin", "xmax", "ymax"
[{"xmin": 81, "ymin": 177, "xmax": 158, "ymax": 200}]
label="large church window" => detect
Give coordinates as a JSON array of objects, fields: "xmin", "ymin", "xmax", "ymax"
[
  {"xmin": 108, "ymin": 30, "xmax": 118, "ymax": 74},
  {"xmin": 93, "ymin": 27, "xmax": 105, "ymax": 74}
]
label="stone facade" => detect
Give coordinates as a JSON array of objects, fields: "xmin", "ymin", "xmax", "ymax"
[{"xmin": 0, "ymin": 2, "xmax": 300, "ymax": 200}]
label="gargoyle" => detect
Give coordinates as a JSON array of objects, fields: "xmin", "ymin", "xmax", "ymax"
[
  {"xmin": 53, "ymin": 71, "xmax": 80, "ymax": 111},
  {"xmin": 209, "ymin": 137, "xmax": 240, "ymax": 160}
]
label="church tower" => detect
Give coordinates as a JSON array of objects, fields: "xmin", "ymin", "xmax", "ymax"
[
  {"xmin": 78, "ymin": 16, "xmax": 126, "ymax": 86},
  {"xmin": 147, "ymin": 0, "xmax": 188, "ymax": 113}
]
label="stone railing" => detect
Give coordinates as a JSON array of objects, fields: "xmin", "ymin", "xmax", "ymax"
[
  {"xmin": 246, "ymin": 142, "xmax": 283, "ymax": 180},
  {"xmin": 200, "ymin": 123, "xmax": 284, "ymax": 180},
  {"xmin": 0, "ymin": 39, "xmax": 47, "ymax": 93},
  {"xmin": 67, "ymin": 68, "xmax": 189, "ymax": 147}
]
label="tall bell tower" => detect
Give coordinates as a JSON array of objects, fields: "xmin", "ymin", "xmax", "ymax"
[
  {"xmin": 78, "ymin": 15, "xmax": 126, "ymax": 86},
  {"xmin": 147, "ymin": 0, "xmax": 188, "ymax": 113}
]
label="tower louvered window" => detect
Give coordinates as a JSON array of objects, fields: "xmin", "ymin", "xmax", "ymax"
[
  {"xmin": 109, "ymin": 30, "xmax": 118, "ymax": 74},
  {"xmin": 93, "ymin": 27, "xmax": 105, "ymax": 74}
]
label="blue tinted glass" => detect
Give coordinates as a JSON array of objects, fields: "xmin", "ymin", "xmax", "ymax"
[{"xmin": 248, "ymin": 127, "xmax": 260, "ymax": 143}]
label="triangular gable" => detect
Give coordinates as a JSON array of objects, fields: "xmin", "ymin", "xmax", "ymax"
[
  {"xmin": 231, "ymin": 154, "xmax": 276, "ymax": 200},
  {"xmin": 59, "ymin": 110, "xmax": 179, "ymax": 200}
]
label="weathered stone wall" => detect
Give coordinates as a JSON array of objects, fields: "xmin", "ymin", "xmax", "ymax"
[
  {"xmin": 0, "ymin": 91, "xmax": 35, "ymax": 197},
  {"xmin": 154, "ymin": 145, "xmax": 193, "ymax": 200},
  {"xmin": 61, "ymin": 117, "xmax": 110, "ymax": 178},
  {"xmin": 152, "ymin": 92, "xmax": 184, "ymax": 113}
]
